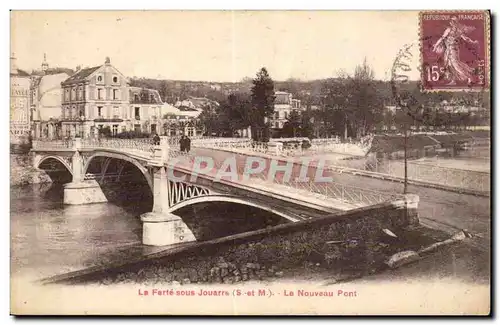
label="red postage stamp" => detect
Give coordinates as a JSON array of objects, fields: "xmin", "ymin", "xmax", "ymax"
[{"xmin": 419, "ymin": 11, "xmax": 490, "ymax": 91}]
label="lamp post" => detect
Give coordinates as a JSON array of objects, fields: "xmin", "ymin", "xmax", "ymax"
[
  {"xmin": 397, "ymin": 104, "xmax": 409, "ymax": 194},
  {"xmin": 79, "ymin": 115, "xmax": 85, "ymax": 138},
  {"xmin": 403, "ymin": 118, "xmax": 408, "ymax": 194}
]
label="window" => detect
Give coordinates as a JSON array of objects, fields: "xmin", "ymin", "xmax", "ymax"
[
  {"xmin": 113, "ymin": 76, "xmax": 118, "ymax": 83},
  {"xmin": 113, "ymin": 106, "xmax": 120, "ymax": 118},
  {"xmin": 284, "ymin": 111, "xmax": 288, "ymax": 119},
  {"xmin": 97, "ymin": 75, "xmax": 103, "ymax": 83},
  {"xmin": 135, "ymin": 107, "xmax": 140, "ymax": 120},
  {"xmin": 112, "ymin": 125, "xmax": 118, "ymax": 135},
  {"xmin": 150, "ymin": 94, "xmax": 155, "ymax": 103},
  {"xmin": 134, "ymin": 94, "xmax": 139, "ymax": 102},
  {"xmin": 97, "ymin": 106, "xmax": 103, "ymax": 117},
  {"xmin": 151, "ymin": 124, "xmax": 157, "ymax": 134},
  {"xmin": 274, "ymin": 112, "xmax": 279, "ymax": 119},
  {"xmin": 65, "ymin": 89, "xmax": 70, "ymax": 102},
  {"xmin": 113, "ymin": 89, "xmax": 118, "ymax": 100},
  {"xmin": 121, "ymin": 126, "xmax": 126, "ymax": 133},
  {"xmin": 97, "ymin": 88, "xmax": 102, "ymax": 100},
  {"xmin": 71, "ymin": 88, "xmax": 76, "ymax": 101},
  {"xmin": 275, "ymin": 122, "xmax": 279, "ymax": 128},
  {"xmin": 134, "ymin": 124, "xmax": 141, "ymax": 133}
]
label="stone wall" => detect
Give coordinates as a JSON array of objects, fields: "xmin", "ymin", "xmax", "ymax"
[{"xmin": 66, "ymin": 201, "xmax": 419, "ymax": 285}]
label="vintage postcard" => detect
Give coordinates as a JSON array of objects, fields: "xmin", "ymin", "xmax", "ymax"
[{"xmin": 10, "ymin": 10, "xmax": 491, "ymax": 315}]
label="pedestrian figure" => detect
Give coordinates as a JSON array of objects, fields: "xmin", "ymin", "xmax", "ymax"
[
  {"xmin": 153, "ymin": 133, "xmax": 160, "ymax": 145},
  {"xmin": 185, "ymin": 135, "xmax": 191, "ymax": 153},
  {"xmin": 180, "ymin": 135, "xmax": 186, "ymax": 153}
]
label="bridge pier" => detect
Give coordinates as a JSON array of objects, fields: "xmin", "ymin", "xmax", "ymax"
[
  {"xmin": 63, "ymin": 138, "xmax": 110, "ymax": 205},
  {"xmin": 64, "ymin": 180, "xmax": 108, "ymax": 205},
  {"xmin": 391, "ymin": 193, "xmax": 420, "ymax": 227},
  {"xmin": 141, "ymin": 138, "xmax": 196, "ymax": 246}
]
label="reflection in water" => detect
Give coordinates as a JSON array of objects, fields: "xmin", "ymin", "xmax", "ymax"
[{"xmin": 11, "ymin": 182, "xmax": 286, "ymax": 281}]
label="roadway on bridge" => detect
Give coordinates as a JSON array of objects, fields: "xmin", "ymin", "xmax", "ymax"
[{"xmin": 189, "ymin": 147, "xmax": 491, "ymax": 251}]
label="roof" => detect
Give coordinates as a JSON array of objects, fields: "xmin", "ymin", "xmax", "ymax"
[
  {"xmin": 11, "ymin": 69, "xmax": 30, "ymax": 77},
  {"xmin": 161, "ymin": 103, "xmax": 201, "ymax": 118},
  {"xmin": 61, "ymin": 66, "xmax": 101, "ymax": 85},
  {"xmin": 177, "ymin": 106, "xmax": 199, "ymax": 112},
  {"xmin": 38, "ymin": 73, "xmax": 70, "ymax": 98},
  {"xmin": 129, "ymin": 87, "xmax": 163, "ymax": 104},
  {"xmin": 275, "ymin": 92, "xmax": 291, "ymax": 105},
  {"xmin": 186, "ymin": 96, "xmax": 219, "ymax": 108},
  {"xmin": 426, "ymin": 134, "xmax": 474, "ymax": 147}
]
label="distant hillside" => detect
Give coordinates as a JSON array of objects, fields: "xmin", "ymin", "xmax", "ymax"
[{"xmin": 128, "ymin": 77, "xmax": 490, "ymax": 109}]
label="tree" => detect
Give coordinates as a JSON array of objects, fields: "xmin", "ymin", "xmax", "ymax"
[
  {"xmin": 320, "ymin": 59, "xmax": 384, "ymax": 139},
  {"xmin": 250, "ymin": 67, "xmax": 275, "ymax": 141},
  {"xmin": 198, "ymin": 103, "xmax": 223, "ymax": 136},
  {"xmin": 300, "ymin": 110, "xmax": 314, "ymax": 138},
  {"xmin": 281, "ymin": 110, "xmax": 301, "ymax": 137},
  {"xmin": 348, "ymin": 59, "xmax": 384, "ymax": 137},
  {"xmin": 225, "ymin": 93, "xmax": 252, "ymax": 131},
  {"xmin": 99, "ymin": 126, "xmax": 111, "ymax": 138},
  {"xmin": 158, "ymin": 80, "xmax": 168, "ymax": 103}
]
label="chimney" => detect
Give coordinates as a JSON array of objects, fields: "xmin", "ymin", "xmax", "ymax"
[
  {"xmin": 105, "ymin": 57, "xmax": 111, "ymax": 65},
  {"xmin": 76, "ymin": 65, "xmax": 82, "ymax": 72},
  {"xmin": 10, "ymin": 53, "xmax": 18, "ymax": 74},
  {"xmin": 41, "ymin": 53, "xmax": 49, "ymax": 73}
]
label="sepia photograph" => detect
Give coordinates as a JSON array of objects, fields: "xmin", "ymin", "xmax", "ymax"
[{"xmin": 9, "ymin": 9, "xmax": 491, "ymax": 315}]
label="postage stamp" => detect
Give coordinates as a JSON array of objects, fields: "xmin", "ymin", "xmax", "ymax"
[{"xmin": 419, "ymin": 10, "xmax": 490, "ymax": 91}]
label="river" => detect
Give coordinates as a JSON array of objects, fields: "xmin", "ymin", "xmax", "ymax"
[{"xmin": 10, "ymin": 182, "xmax": 284, "ymax": 282}]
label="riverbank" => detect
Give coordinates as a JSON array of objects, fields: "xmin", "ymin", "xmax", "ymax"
[
  {"xmin": 10, "ymin": 153, "xmax": 52, "ymax": 186},
  {"xmin": 48, "ymin": 220, "xmax": 455, "ymax": 287}
]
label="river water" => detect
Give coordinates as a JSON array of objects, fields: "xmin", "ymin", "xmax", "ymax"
[{"xmin": 10, "ymin": 182, "xmax": 284, "ymax": 281}]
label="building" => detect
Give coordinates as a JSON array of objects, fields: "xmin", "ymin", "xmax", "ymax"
[
  {"xmin": 30, "ymin": 54, "xmax": 70, "ymax": 139},
  {"xmin": 10, "ymin": 53, "xmax": 32, "ymax": 143},
  {"xmin": 60, "ymin": 57, "xmax": 129, "ymax": 137},
  {"xmin": 162, "ymin": 103, "xmax": 202, "ymax": 137},
  {"xmin": 268, "ymin": 91, "xmax": 302, "ymax": 129},
  {"xmin": 174, "ymin": 96, "xmax": 219, "ymax": 111},
  {"xmin": 129, "ymin": 87, "xmax": 163, "ymax": 134}
]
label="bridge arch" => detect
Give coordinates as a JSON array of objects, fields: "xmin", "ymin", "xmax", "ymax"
[
  {"xmin": 169, "ymin": 195, "xmax": 300, "ymax": 222},
  {"xmin": 83, "ymin": 151, "xmax": 153, "ymax": 191},
  {"xmin": 36, "ymin": 155, "xmax": 73, "ymax": 175}
]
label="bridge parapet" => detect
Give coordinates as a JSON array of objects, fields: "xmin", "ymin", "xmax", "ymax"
[
  {"xmin": 195, "ymin": 137, "xmax": 371, "ymax": 157},
  {"xmin": 81, "ymin": 138, "xmax": 154, "ymax": 153},
  {"xmin": 32, "ymin": 139, "xmax": 74, "ymax": 150}
]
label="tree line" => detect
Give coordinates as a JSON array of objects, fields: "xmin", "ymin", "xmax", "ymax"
[{"xmin": 132, "ymin": 62, "xmax": 490, "ymax": 141}]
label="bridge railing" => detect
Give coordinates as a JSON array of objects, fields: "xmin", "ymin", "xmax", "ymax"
[
  {"xmin": 196, "ymin": 137, "xmax": 372, "ymax": 158},
  {"xmin": 81, "ymin": 138, "xmax": 155, "ymax": 154},
  {"xmin": 206, "ymin": 158, "xmax": 403, "ymax": 207},
  {"xmin": 32, "ymin": 139, "xmax": 74, "ymax": 150}
]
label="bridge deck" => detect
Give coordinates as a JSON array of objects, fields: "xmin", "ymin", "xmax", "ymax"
[{"xmin": 172, "ymin": 155, "xmax": 363, "ymax": 214}]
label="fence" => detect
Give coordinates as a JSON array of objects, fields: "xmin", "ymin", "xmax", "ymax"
[
  {"xmin": 32, "ymin": 139, "xmax": 74, "ymax": 150},
  {"xmin": 328, "ymin": 155, "xmax": 490, "ymax": 192}
]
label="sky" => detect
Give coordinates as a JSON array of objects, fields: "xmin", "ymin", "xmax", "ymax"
[{"xmin": 11, "ymin": 10, "xmax": 422, "ymax": 82}]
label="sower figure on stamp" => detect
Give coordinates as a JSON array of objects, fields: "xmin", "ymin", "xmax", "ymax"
[{"xmin": 432, "ymin": 16, "xmax": 479, "ymax": 85}]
